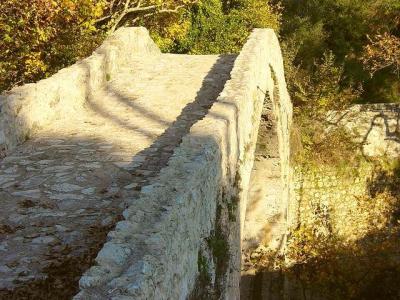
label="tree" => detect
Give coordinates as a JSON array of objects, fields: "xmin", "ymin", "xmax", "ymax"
[
  {"xmin": 279, "ymin": 0, "xmax": 400, "ymax": 103},
  {"xmin": 0, "ymin": 0, "xmax": 105, "ymax": 91},
  {"xmin": 97, "ymin": 0, "xmax": 198, "ymax": 33}
]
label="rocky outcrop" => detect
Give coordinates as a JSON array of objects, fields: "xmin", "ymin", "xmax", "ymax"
[{"xmin": 333, "ymin": 103, "xmax": 400, "ymax": 157}]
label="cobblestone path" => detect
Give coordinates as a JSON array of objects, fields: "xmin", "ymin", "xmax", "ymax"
[{"xmin": 0, "ymin": 54, "xmax": 235, "ymax": 299}]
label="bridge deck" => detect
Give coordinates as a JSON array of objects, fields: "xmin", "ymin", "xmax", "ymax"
[{"xmin": 0, "ymin": 54, "xmax": 235, "ymax": 298}]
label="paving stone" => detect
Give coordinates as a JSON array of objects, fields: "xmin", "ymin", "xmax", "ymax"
[
  {"xmin": 0, "ymin": 175, "xmax": 18, "ymax": 185},
  {"xmin": 43, "ymin": 165, "xmax": 74, "ymax": 173},
  {"xmin": 49, "ymin": 194, "xmax": 85, "ymax": 201},
  {"xmin": 0, "ymin": 181, "xmax": 17, "ymax": 189},
  {"xmin": 31, "ymin": 236, "xmax": 56, "ymax": 244},
  {"xmin": 3, "ymin": 166, "xmax": 18, "ymax": 174},
  {"xmin": 51, "ymin": 183, "xmax": 82, "ymax": 193},
  {"xmin": 12, "ymin": 190, "xmax": 41, "ymax": 199},
  {"xmin": 82, "ymin": 187, "xmax": 96, "ymax": 195}
]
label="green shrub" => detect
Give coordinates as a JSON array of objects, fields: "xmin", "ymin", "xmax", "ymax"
[
  {"xmin": 280, "ymin": 0, "xmax": 400, "ymax": 104},
  {"xmin": 153, "ymin": 0, "xmax": 281, "ymax": 54}
]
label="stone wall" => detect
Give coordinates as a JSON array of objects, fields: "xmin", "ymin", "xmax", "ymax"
[
  {"xmin": 292, "ymin": 163, "xmax": 375, "ymax": 238},
  {"xmin": 291, "ymin": 104, "xmax": 400, "ymax": 237},
  {"xmin": 76, "ymin": 29, "xmax": 292, "ymax": 300},
  {"xmin": 0, "ymin": 27, "xmax": 160, "ymax": 156}
]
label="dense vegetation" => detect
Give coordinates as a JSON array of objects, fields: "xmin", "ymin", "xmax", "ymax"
[
  {"xmin": 0, "ymin": 0, "xmax": 280, "ymax": 91},
  {"xmin": 281, "ymin": 0, "xmax": 400, "ymax": 104},
  {"xmin": 1, "ymin": 0, "xmax": 398, "ymax": 106},
  {"xmin": 278, "ymin": 0, "xmax": 400, "ymax": 165}
]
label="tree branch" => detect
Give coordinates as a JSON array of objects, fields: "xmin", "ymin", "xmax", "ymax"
[
  {"xmin": 95, "ymin": 14, "xmax": 112, "ymax": 24},
  {"xmin": 103, "ymin": 0, "xmax": 198, "ymax": 32},
  {"xmin": 109, "ymin": 4, "xmax": 158, "ymax": 32}
]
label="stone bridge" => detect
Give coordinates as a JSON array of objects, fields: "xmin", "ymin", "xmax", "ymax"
[{"xmin": 0, "ymin": 27, "xmax": 292, "ymax": 299}]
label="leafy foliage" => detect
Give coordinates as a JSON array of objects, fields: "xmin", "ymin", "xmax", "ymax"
[
  {"xmin": 0, "ymin": 0, "xmax": 106, "ymax": 91},
  {"xmin": 279, "ymin": 0, "xmax": 400, "ymax": 103},
  {"xmin": 289, "ymin": 51, "xmax": 360, "ymax": 116},
  {"xmin": 0, "ymin": 0, "xmax": 281, "ymax": 91},
  {"xmin": 287, "ymin": 50, "xmax": 361, "ymax": 166},
  {"xmin": 362, "ymin": 32, "xmax": 400, "ymax": 77},
  {"xmin": 152, "ymin": 0, "xmax": 281, "ymax": 54}
]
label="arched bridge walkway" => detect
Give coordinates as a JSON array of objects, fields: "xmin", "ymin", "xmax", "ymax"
[{"xmin": 0, "ymin": 27, "xmax": 292, "ymax": 299}]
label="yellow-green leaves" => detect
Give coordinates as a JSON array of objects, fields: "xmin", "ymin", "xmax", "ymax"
[{"xmin": 0, "ymin": 0, "xmax": 105, "ymax": 91}]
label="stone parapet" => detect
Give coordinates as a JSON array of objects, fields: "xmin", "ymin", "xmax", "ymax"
[{"xmin": 0, "ymin": 27, "xmax": 160, "ymax": 156}]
